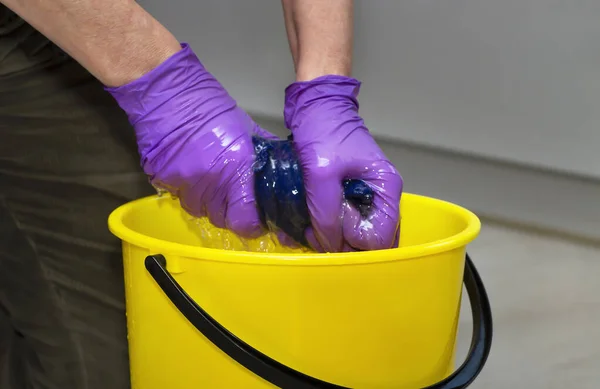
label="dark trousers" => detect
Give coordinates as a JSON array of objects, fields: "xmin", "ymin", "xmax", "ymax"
[{"xmin": 0, "ymin": 8, "xmax": 151, "ymax": 388}]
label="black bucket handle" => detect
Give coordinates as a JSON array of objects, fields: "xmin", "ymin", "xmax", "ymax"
[{"xmin": 145, "ymin": 253, "xmax": 492, "ymax": 389}]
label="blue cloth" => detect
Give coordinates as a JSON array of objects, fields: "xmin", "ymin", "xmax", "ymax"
[{"xmin": 252, "ymin": 135, "xmax": 374, "ymax": 248}]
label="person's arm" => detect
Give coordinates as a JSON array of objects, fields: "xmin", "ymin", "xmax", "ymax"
[
  {"xmin": 280, "ymin": 0, "xmax": 299, "ymax": 71},
  {"xmin": 0, "ymin": 0, "xmax": 181, "ymax": 87},
  {"xmin": 281, "ymin": 0, "xmax": 402, "ymax": 252},
  {"xmin": 280, "ymin": 0, "xmax": 353, "ymax": 82}
]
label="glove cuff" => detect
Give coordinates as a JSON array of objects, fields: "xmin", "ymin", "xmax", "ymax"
[
  {"xmin": 104, "ymin": 43, "xmax": 207, "ymax": 125},
  {"xmin": 283, "ymin": 75, "xmax": 362, "ymax": 130}
]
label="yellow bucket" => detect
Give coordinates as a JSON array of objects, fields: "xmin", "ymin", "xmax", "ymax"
[{"xmin": 108, "ymin": 193, "xmax": 492, "ymax": 389}]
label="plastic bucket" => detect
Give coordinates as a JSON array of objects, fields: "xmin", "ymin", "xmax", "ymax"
[{"xmin": 108, "ymin": 193, "xmax": 492, "ymax": 389}]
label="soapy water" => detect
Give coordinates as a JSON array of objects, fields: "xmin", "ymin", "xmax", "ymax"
[
  {"xmin": 191, "ymin": 217, "xmax": 306, "ymax": 253},
  {"xmin": 154, "ymin": 185, "xmax": 309, "ymax": 253},
  {"xmin": 154, "ymin": 135, "xmax": 375, "ymax": 253}
]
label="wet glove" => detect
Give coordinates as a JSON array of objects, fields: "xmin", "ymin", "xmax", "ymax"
[
  {"xmin": 284, "ymin": 75, "xmax": 403, "ymax": 252},
  {"xmin": 106, "ymin": 43, "xmax": 275, "ymax": 239}
]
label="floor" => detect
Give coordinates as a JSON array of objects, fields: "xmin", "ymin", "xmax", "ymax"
[{"xmin": 454, "ymin": 222, "xmax": 600, "ymax": 388}]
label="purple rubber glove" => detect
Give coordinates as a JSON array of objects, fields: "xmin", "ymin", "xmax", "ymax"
[
  {"xmin": 106, "ymin": 43, "xmax": 275, "ymax": 238},
  {"xmin": 284, "ymin": 75, "xmax": 403, "ymax": 252}
]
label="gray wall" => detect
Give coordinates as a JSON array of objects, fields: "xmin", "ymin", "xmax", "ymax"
[{"xmin": 140, "ymin": 0, "xmax": 600, "ymax": 179}]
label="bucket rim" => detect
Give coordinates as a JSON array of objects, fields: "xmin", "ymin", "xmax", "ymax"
[{"xmin": 108, "ymin": 193, "xmax": 481, "ymax": 266}]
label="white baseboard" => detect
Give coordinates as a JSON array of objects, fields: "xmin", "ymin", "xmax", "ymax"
[{"xmin": 253, "ymin": 114, "xmax": 600, "ymax": 243}]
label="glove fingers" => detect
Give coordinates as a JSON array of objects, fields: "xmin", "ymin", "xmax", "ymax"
[
  {"xmin": 343, "ymin": 202, "xmax": 400, "ymax": 251},
  {"xmin": 305, "ymin": 176, "xmax": 345, "ymax": 253},
  {"xmin": 177, "ymin": 183, "xmax": 207, "ymax": 219},
  {"xmin": 305, "ymin": 227, "xmax": 325, "ymax": 253},
  {"xmin": 225, "ymin": 168, "xmax": 265, "ymax": 239},
  {"xmin": 343, "ymin": 166, "xmax": 402, "ymax": 251},
  {"xmin": 225, "ymin": 197, "xmax": 263, "ymax": 239}
]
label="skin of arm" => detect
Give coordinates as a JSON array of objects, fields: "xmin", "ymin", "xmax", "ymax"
[
  {"xmin": 280, "ymin": 0, "xmax": 354, "ymax": 82},
  {"xmin": 0, "ymin": 0, "xmax": 181, "ymax": 87},
  {"xmin": 2, "ymin": 0, "xmax": 352, "ymax": 86}
]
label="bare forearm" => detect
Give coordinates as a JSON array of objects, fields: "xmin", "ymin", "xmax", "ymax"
[
  {"xmin": 281, "ymin": 0, "xmax": 299, "ymax": 71},
  {"xmin": 281, "ymin": 0, "xmax": 353, "ymax": 82},
  {"xmin": 0, "ymin": 0, "xmax": 181, "ymax": 86}
]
